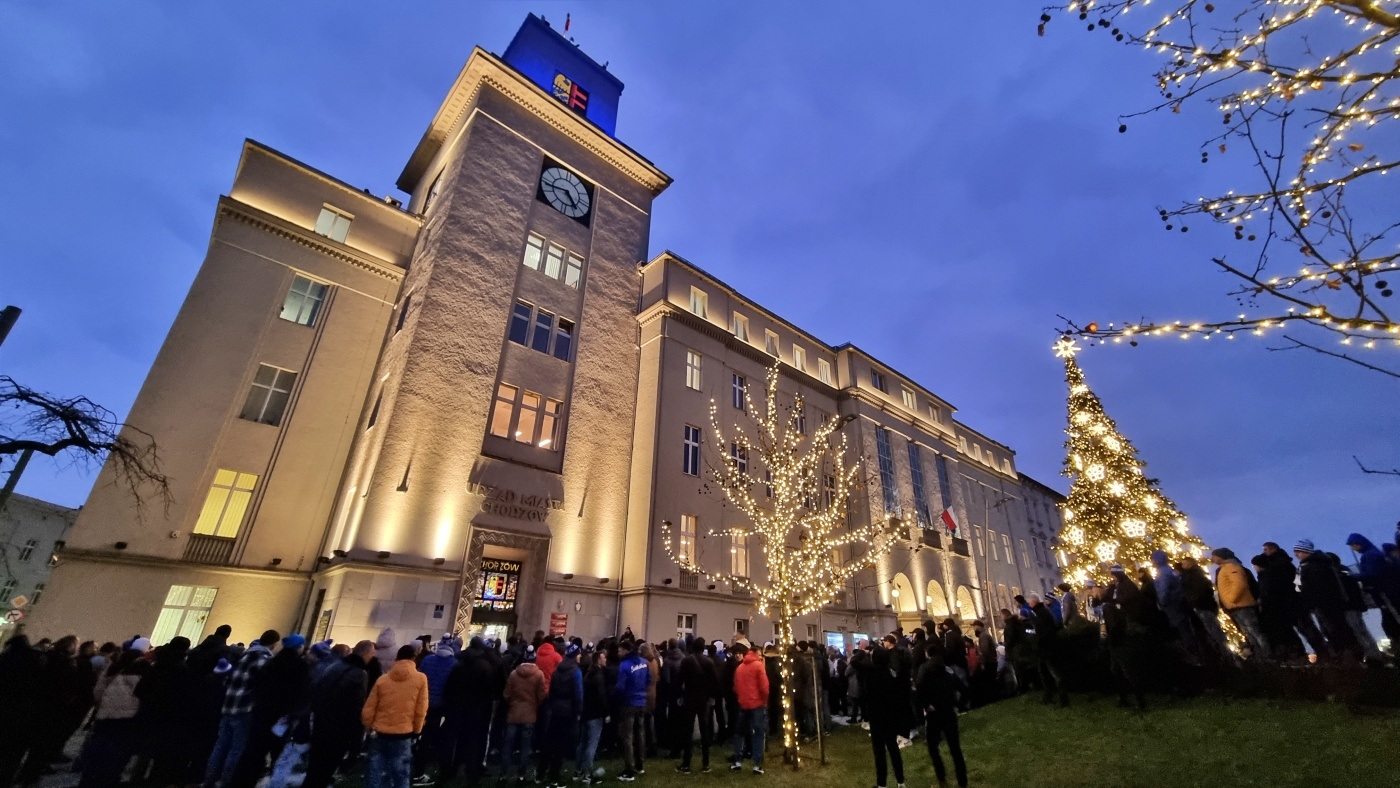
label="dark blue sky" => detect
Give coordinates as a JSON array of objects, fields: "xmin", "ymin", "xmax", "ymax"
[{"xmin": 2, "ymin": 3, "xmax": 1393, "ymax": 558}]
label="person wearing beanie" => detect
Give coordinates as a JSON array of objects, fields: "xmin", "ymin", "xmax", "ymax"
[
  {"xmin": 1295, "ymin": 540, "xmax": 1364, "ymax": 661},
  {"xmin": 541, "ymin": 638, "xmax": 584, "ymax": 786},
  {"xmin": 204, "ymin": 629, "xmax": 278, "ymax": 787},
  {"xmin": 1210, "ymin": 548, "xmax": 1270, "ymax": 659},
  {"xmin": 501, "ymin": 648, "xmax": 548, "ymax": 783},
  {"xmin": 411, "ymin": 640, "xmax": 456, "ymax": 782},
  {"xmin": 363, "ymin": 645, "xmax": 429, "ymax": 788},
  {"xmin": 729, "ymin": 641, "xmax": 770, "ymax": 777},
  {"xmin": 676, "ymin": 636, "xmax": 721, "ymax": 774},
  {"xmin": 236, "ymin": 634, "xmax": 311, "ymax": 786},
  {"xmin": 303, "ymin": 640, "xmax": 375, "ymax": 788},
  {"xmin": 1150, "ymin": 550, "xmax": 1198, "ymax": 655},
  {"xmin": 1177, "ymin": 556, "xmax": 1230, "ymax": 664}
]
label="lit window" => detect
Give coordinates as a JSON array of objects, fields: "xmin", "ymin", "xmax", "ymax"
[
  {"xmin": 1021, "ymin": 539, "xmax": 1031, "ymax": 568},
  {"xmin": 677, "ymin": 613, "xmax": 696, "ymax": 638},
  {"xmin": 517, "ymin": 391, "xmax": 541, "ymax": 444},
  {"xmin": 683, "ymin": 425, "xmax": 702, "ymax": 476},
  {"xmin": 279, "ymin": 275, "xmax": 328, "ymax": 327},
  {"xmin": 489, "ymin": 384, "xmax": 517, "ymax": 438},
  {"xmin": 795, "ymin": 406, "xmax": 806, "ymax": 435},
  {"xmin": 908, "ymin": 443, "xmax": 932, "ymax": 528},
  {"xmin": 564, "ymin": 253, "xmax": 583, "ymax": 288},
  {"xmin": 151, "ymin": 585, "xmax": 218, "ymax": 646},
  {"xmin": 764, "ymin": 470, "xmax": 773, "ymax": 498},
  {"xmin": 193, "ymin": 470, "xmax": 258, "ymax": 538},
  {"xmin": 509, "ymin": 302, "xmax": 532, "ymax": 345},
  {"xmin": 731, "ymin": 442, "xmax": 748, "ymax": 473},
  {"xmin": 764, "ymin": 330, "xmax": 779, "ymax": 356},
  {"xmin": 539, "ymin": 399, "xmax": 561, "ymax": 449},
  {"xmin": 818, "ymin": 359, "xmax": 833, "ymax": 386},
  {"xmin": 689, "ymin": 287, "xmax": 708, "ymax": 318},
  {"xmin": 824, "ymin": 474, "xmax": 836, "ymax": 510},
  {"xmin": 679, "ymin": 514, "xmax": 698, "ymax": 563},
  {"xmin": 731, "ymin": 374, "xmax": 746, "ymax": 411},
  {"xmin": 314, "ymin": 206, "xmax": 352, "ymax": 242},
  {"xmin": 875, "ymin": 427, "xmax": 897, "ymax": 514},
  {"xmin": 544, "ymin": 243, "xmax": 564, "ymax": 279},
  {"xmin": 731, "ymin": 531, "xmax": 749, "ymax": 577},
  {"xmin": 871, "ymin": 369, "xmax": 887, "ymax": 392},
  {"xmin": 988, "ymin": 529, "xmax": 999, "ymax": 560},
  {"xmin": 685, "ymin": 351, "xmax": 702, "ymax": 390},
  {"xmin": 1003, "ymin": 533, "xmax": 1014, "ymax": 565},
  {"xmin": 522, "ymin": 234, "xmax": 545, "ymax": 271},
  {"xmin": 521, "ymin": 233, "xmax": 585, "ymax": 288},
  {"xmin": 240, "ymin": 364, "xmax": 297, "ymax": 426},
  {"xmin": 731, "ymin": 313, "xmax": 749, "ymax": 341},
  {"xmin": 792, "ymin": 345, "xmax": 806, "ymax": 372},
  {"xmin": 18, "ymin": 539, "xmax": 37, "ymax": 562},
  {"xmin": 901, "ymin": 387, "xmax": 917, "ymax": 410}
]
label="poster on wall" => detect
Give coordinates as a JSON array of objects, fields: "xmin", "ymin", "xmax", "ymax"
[{"xmin": 549, "ymin": 613, "xmax": 568, "ymax": 636}]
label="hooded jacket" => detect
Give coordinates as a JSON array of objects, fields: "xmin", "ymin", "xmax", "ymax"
[
  {"xmin": 1298, "ymin": 551, "xmax": 1350, "ymax": 614},
  {"xmin": 362, "ymin": 658, "xmax": 428, "ymax": 736},
  {"xmin": 445, "ymin": 638, "xmax": 503, "ymax": 709},
  {"xmin": 418, "ymin": 645, "xmax": 455, "ymax": 708},
  {"xmin": 614, "ymin": 650, "xmax": 650, "ymax": 708},
  {"xmin": 1348, "ymin": 533, "xmax": 1400, "ymax": 600},
  {"xmin": 1214, "ymin": 559, "xmax": 1257, "ymax": 611},
  {"xmin": 679, "ymin": 648, "xmax": 721, "ymax": 711},
  {"xmin": 312, "ymin": 653, "xmax": 369, "ymax": 731},
  {"xmin": 535, "ymin": 641, "xmax": 562, "ymax": 691},
  {"xmin": 503, "ymin": 662, "xmax": 547, "ymax": 724},
  {"xmin": 1150, "ymin": 550, "xmax": 1190, "ymax": 621},
  {"xmin": 732, "ymin": 651, "xmax": 769, "ymax": 711},
  {"xmin": 1179, "ymin": 564, "xmax": 1218, "ymax": 612},
  {"xmin": 373, "ymin": 628, "xmax": 398, "ymax": 675}
]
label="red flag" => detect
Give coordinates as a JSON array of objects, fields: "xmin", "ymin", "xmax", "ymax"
[
  {"xmin": 564, "ymin": 13, "xmax": 571, "ymax": 32},
  {"xmin": 940, "ymin": 509, "xmax": 958, "ymax": 535}
]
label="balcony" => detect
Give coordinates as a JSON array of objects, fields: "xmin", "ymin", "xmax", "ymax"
[
  {"xmin": 950, "ymin": 537, "xmax": 971, "ymax": 557},
  {"xmin": 184, "ymin": 534, "xmax": 235, "ymax": 565},
  {"xmin": 924, "ymin": 532, "xmax": 944, "ymax": 550},
  {"xmin": 679, "ymin": 570, "xmax": 699, "ymax": 591}
]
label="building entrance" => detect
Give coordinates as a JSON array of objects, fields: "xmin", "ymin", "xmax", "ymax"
[{"xmin": 469, "ymin": 557, "xmax": 521, "ymax": 639}]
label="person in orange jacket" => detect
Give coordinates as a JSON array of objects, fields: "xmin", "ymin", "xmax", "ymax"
[
  {"xmin": 362, "ymin": 644, "xmax": 428, "ymax": 788},
  {"xmin": 728, "ymin": 643, "xmax": 770, "ymax": 775}
]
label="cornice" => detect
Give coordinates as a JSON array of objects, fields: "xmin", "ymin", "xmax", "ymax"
[
  {"xmin": 398, "ymin": 49, "xmax": 670, "ymax": 195},
  {"xmin": 217, "ymin": 198, "xmax": 407, "ymax": 283},
  {"xmin": 57, "ymin": 549, "xmax": 311, "ymax": 580}
]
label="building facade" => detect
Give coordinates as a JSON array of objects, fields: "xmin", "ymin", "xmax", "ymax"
[
  {"xmin": 31, "ymin": 16, "xmax": 1060, "ymax": 649},
  {"xmin": 1, "ymin": 494, "xmax": 78, "ymax": 637}
]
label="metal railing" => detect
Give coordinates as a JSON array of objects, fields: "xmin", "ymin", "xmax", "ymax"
[{"xmin": 184, "ymin": 534, "xmax": 235, "ymax": 564}]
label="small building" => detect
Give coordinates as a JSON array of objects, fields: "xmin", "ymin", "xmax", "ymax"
[{"xmin": 1, "ymin": 493, "xmax": 79, "ymax": 636}]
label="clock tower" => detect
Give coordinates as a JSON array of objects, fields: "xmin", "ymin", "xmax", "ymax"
[{"xmin": 311, "ymin": 15, "xmax": 670, "ymax": 643}]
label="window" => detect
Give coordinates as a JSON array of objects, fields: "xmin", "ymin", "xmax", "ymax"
[
  {"xmin": 424, "ymin": 172, "xmax": 443, "ymax": 213},
  {"xmin": 1021, "ymin": 539, "xmax": 1031, "ymax": 568},
  {"xmin": 488, "ymin": 384, "xmax": 562, "ymax": 449},
  {"xmin": 792, "ymin": 345, "xmax": 806, "ymax": 372},
  {"xmin": 794, "ymin": 406, "xmax": 806, "ymax": 435},
  {"xmin": 677, "ymin": 613, "xmax": 696, "ymax": 638},
  {"xmin": 509, "ymin": 302, "xmax": 531, "ymax": 345},
  {"xmin": 314, "ymin": 206, "xmax": 352, "ymax": 242},
  {"xmin": 1003, "ymin": 533, "xmax": 1014, "ymax": 565},
  {"xmin": 689, "ymin": 287, "xmax": 708, "ymax": 318},
  {"xmin": 871, "ymin": 369, "xmax": 887, "ymax": 392},
  {"xmin": 18, "ymin": 539, "xmax": 37, "ymax": 562},
  {"xmin": 678, "ymin": 514, "xmax": 697, "ymax": 563},
  {"xmin": 731, "ymin": 313, "xmax": 749, "ymax": 341},
  {"xmin": 764, "ymin": 330, "xmax": 779, "ymax": 356},
  {"xmin": 731, "ymin": 531, "xmax": 749, "ymax": 577},
  {"xmin": 29, "ymin": 583, "xmax": 43, "ymax": 606},
  {"xmin": 521, "ymin": 233, "xmax": 584, "ymax": 288},
  {"xmin": 807, "ymin": 624, "xmax": 818, "ymax": 640},
  {"xmin": 988, "ymin": 529, "xmax": 1000, "ymax": 560},
  {"xmin": 683, "ymin": 425, "xmax": 702, "ymax": 476},
  {"xmin": 874, "ymin": 427, "xmax": 898, "ymax": 514},
  {"xmin": 818, "ymin": 359, "xmax": 833, "ymax": 385},
  {"xmin": 685, "ymin": 351, "xmax": 702, "ymax": 390},
  {"xmin": 908, "ymin": 444, "xmax": 932, "ymax": 528},
  {"xmin": 824, "ymin": 474, "xmax": 836, "ymax": 510},
  {"xmin": 531, "ymin": 311, "xmax": 554, "ymax": 353},
  {"xmin": 928, "ymin": 404, "xmax": 941, "ymax": 423},
  {"xmin": 901, "ymin": 387, "xmax": 917, "ymax": 410},
  {"xmin": 279, "ymin": 275, "xmax": 328, "ymax": 327},
  {"xmin": 193, "ymin": 469, "xmax": 258, "ymax": 539},
  {"xmin": 935, "ymin": 454, "xmax": 954, "ymax": 511},
  {"xmin": 730, "ymin": 443, "xmax": 748, "ymax": 474},
  {"xmin": 734, "ymin": 619, "xmax": 748, "ymax": 636},
  {"xmin": 395, "ymin": 293, "xmax": 412, "ymax": 333},
  {"xmin": 764, "ymin": 470, "xmax": 773, "ymax": 499},
  {"xmin": 151, "ymin": 585, "xmax": 218, "ymax": 646},
  {"xmin": 240, "ymin": 364, "xmax": 297, "ymax": 426},
  {"xmin": 0, "ymin": 579, "xmax": 15, "ymax": 603},
  {"xmin": 973, "ymin": 525, "xmax": 984, "ymax": 555},
  {"xmin": 552, "ymin": 320, "xmax": 574, "ymax": 361},
  {"xmin": 731, "ymin": 374, "xmax": 746, "ymax": 411},
  {"xmin": 509, "ymin": 301, "xmax": 574, "ymax": 361},
  {"xmin": 366, "ymin": 393, "xmax": 382, "ymax": 430}
]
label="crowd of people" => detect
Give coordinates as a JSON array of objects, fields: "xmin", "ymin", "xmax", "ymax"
[{"xmin": 1, "ymin": 527, "xmax": 1396, "ymax": 788}]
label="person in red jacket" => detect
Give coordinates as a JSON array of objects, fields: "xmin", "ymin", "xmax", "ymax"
[
  {"xmin": 728, "ymin": 644, "xmax": 769, "ymax": 775},
  {"xmin": 536, "ymin": 639, "xmax": 562, "ymax": 691}
]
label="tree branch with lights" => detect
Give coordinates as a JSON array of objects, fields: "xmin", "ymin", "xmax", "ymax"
[
  {"xmin": 660, "ymin": 365, "xmax": 902, "ymax": 767},
  {"xmin": 1041, "ymin": 0, "xmax": 1400, "ymax": 374}
]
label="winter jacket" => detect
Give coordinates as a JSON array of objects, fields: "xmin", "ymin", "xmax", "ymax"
[
  {"xmin": 1150, "ymin": 551, "xmax": 1191, "ymax": 626},
  {"xmin": 503, "ymin": 662, "xmax": 548, "ymax": 724},
  {"xmin": 1030, "ymin": 602, "xmax": 1060, "ymax": 646},
  {"xmin": 793, "ymin": 649, "xmax": 816, "ymax": 709},
  {"xmin": 418, "ymin": 647, "xmax": 455, "ymax": 708},
  {"xmin": 1349, "ymin": 533, "xmax": 1400, "ymax": 602},
  {"xmin": 1215, "ymin": 560, "xmax": 1258, "ymax": 611},
  {"xmin": 914, "ymin": 652, "xmax": 957, "ymax": 713},
  {"xmin": 535, "ymin": 642, "xmax": 562, "ymax": 690},
  {"xmin": 1257, "ymin": 551, "xmax": 1304, "ymax": 618},
  {"xmin": 1048, "ymin": 598, "xmax": 1064, "ymax": 624},
  {"xmin": 679, "ymin": 651, "xmax": 721, "ymax": 711},
  {"xmin": 975, "ymin": 630, "xmax": 997, "ymax": 672},
  {"xmin": 1180, "ymin": 565, "xmax": 1218, "ymax": 612},
  {"xmin": 362, "ymin": 658, "xmax": 429, "ymax": 736},
  {"xmin": 844, "ymin": 649, "xmax": 866, "ymax": 699},
  {"xmin": 445, "ymin": 639, "xmax": 504, "ymax": 709},
  {"xmin": 134, "ymin": 657, "xmax": 194, "ymax": 736},
  {"xmin": 311, "ymin": 654, "xmax": 369, "ymax": 732},
  {"xmin": 1299, "ymin": 552, "xmax": 1351, "ymax": 614},
  {"xmin": 864, "ymin": 646, "xmax": 912, "ymax": 730},
  {"xmin": 582, "ymin": 664, "xmax": 609, "ymax": 720},
  {"xmin": 1061, "ymin": 589, "xmax": 1082, "ymax": 624},
  {"xmin": 373, "ymin": 628, "xmax": 398, "ymax": 675},
  {"xmin": 254, "ymin": 648, "xmax": 311, "ymax": 724},
  {"xmin": 1104, "ymin": 575, "xmax": 1147, "ymax": 645},
  {"xmin": 615, "ymin": 652, "xmax": 650, "ymax": 708},
  {"xmin": 732, "ymin": 651, "xmax": 769, "ymax": 711},
  {"xmin": 542, "ymin": 657, "xmax": 583, "ymax": 754},
  {"xmin": 645, "ymin": 654, "xmax": 660, "ymax": 711},
  {"xmin": 95, "ymin": 670, "xmax": 145, "ymax": 720}
]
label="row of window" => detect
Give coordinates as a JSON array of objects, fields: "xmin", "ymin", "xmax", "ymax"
[
  {"xmin": 521, "ymin": 233, "xmax": 584, "ymax": 289},
  {"xmin": 489, "ymin": 383, "xmax": 563, "ymax": 450},
  {"xmin": 509, "ymin": 301, "xmax": 575, "ymax": 361},
  {"xmin": 687, "ymin": 288, "xmax": 834, "ymax": 386},
  {"xmin": 973, "ymin": 524, "xmax": 1033, "ymax": 569},
  {"xmin": 0, "ymin": 579, "xmax": 43, "ymax": 606},
  {"xmin": 874, "ymin": 427, "xmax": 954, "ymax": 527},
  {"xmin": 674, "ymin": 514, "xmax": 749, "ymax": 577}
]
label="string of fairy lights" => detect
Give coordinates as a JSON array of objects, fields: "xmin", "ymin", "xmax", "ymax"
[
  {"xmin": 659, "ymin": 366, "xmax": 904, "ymax": 759},
  {"xmin": 1046, "ymin": 1, "xmax": 1399, "ymax": 357}
]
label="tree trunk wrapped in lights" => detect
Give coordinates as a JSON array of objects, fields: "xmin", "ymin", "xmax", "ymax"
[
  {"xmin": 1054, "ymin": 338, "xmax": 1208, "ymax": 586},
  {"xmin": 661, "ymin": 365, "xmax": 902, "ymax": 767}
]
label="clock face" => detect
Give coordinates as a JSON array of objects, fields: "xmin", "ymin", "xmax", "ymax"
[{"xmin": 539, "ymin": 166, "xmax": 591, "ymax": 219}]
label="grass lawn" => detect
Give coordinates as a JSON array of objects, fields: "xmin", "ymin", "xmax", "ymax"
[{"xmin": 577, "ymin": 694, "xmax": 1400, "ymax": 787}]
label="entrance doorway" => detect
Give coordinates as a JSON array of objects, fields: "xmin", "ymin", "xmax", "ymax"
[{"xmin": 470, "ymin": 556, "xmax": 521, "ymax": 639}]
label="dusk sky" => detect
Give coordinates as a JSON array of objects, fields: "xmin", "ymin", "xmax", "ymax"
[{"xmin": 2, "ymin": 3, "xmax": 1393, "ymax": 559}]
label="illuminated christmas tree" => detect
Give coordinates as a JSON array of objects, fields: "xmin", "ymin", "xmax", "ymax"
[
  {"xmin": 661, "ymin": 365, "xmax": 902, "ymax": 766},
  {"xmin": 1054, "ymin": 337, "xmax": 1207, "ymax": 586}
]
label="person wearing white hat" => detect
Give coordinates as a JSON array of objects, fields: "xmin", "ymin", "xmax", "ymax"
[{"xmin": 1294, "ymin": 539, "xmax": 1364, "ymax": 661}]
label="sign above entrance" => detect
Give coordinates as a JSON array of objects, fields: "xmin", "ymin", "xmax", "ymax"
[{"xmin": 468, "ymin": 482, "xmax": 563, "ymax": 523}]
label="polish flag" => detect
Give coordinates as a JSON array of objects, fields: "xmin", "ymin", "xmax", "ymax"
[
  {"xmin": 564, "ymin": 13, "xmax": 571, "ymax": 32},
  {"xmin": 940, "ymin": 509, "xmax": 959, "ymax": 535}
]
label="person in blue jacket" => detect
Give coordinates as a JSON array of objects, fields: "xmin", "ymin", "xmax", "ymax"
[
  {"xmin": 1347, "ymin": 533, "xmax": 1400, "ymax": 642},
  {"xmin": 614, "ymin": 639, "xmax": 650, "ymax": 782},
  {"xmin": 412, "ymin": 639, "xmax": 455, "ymax": 782}
]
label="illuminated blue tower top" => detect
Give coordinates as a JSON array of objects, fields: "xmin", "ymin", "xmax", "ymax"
[{"xmin": 502, "ymin": 14, "xmax": 624, "ymax": 138}]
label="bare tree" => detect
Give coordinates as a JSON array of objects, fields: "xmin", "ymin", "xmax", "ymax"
[
  {"xmin": 660, "ymin": 366, "xmax": 902, "ymax": 766},
  {"xmin": 1042, "ymin": 1, "xmax": 1400, "ymax": 375},
  {"xmin": 0, "ymin": 376, "xmax": 170, "ymax": 516}
]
